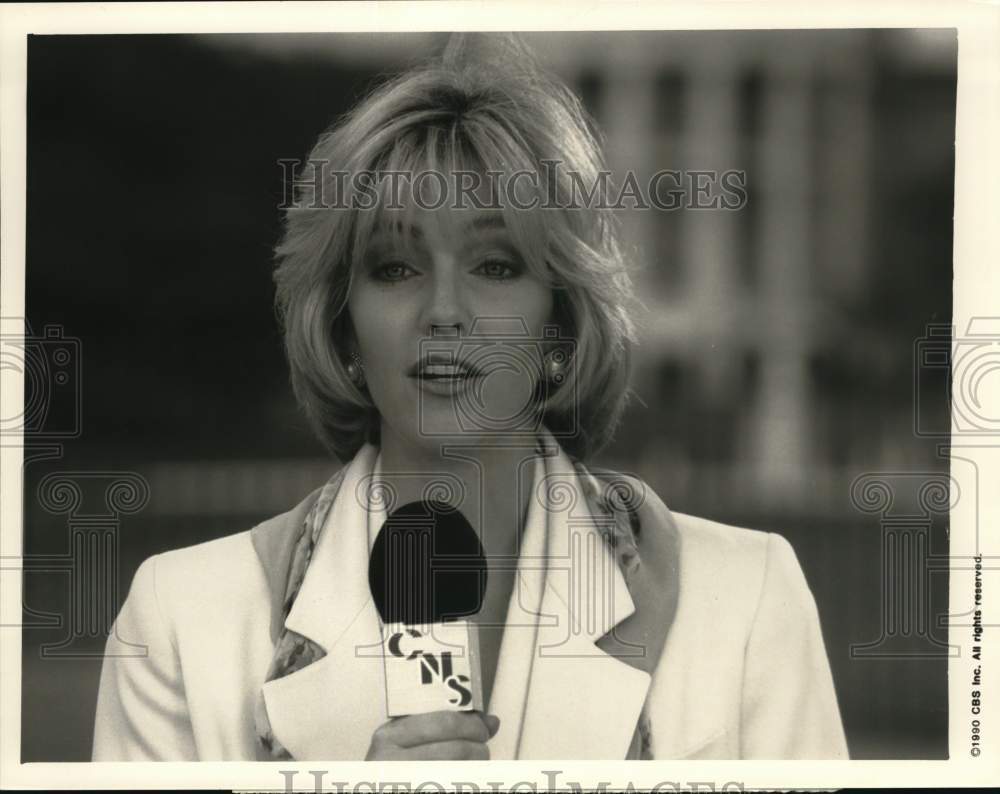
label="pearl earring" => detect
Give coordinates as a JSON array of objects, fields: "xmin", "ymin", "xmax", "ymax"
[
  {"xmin": 545, "ymin": 349, "xmax": 569, "ymax": 386},
  {"xmin": 347, "ymin": 354, "xmax": 366, "ymax": 387}
]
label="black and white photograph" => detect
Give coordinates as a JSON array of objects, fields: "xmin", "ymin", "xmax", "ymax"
[{"xmin": 1, "ymin": 1, "xmax": 998, "ymax": 790}]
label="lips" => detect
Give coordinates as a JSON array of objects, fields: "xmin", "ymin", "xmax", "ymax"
[
  {"xmin": 418, "ymin": 365, "xmax": 472, "ymax": 380},
  {"xmin": 408, "ymin": 353, "xmax": 482, "ymax": 381}
]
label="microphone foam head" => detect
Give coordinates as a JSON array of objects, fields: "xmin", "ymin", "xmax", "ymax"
[{"xmin": 368, "ymin": 500, "xmax": 487, "ymax": 625}]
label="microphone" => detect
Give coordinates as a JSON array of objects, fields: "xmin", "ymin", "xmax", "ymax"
[{"xmin": 369, "ymin": 499, "xmax": 487, "ymax": 717}]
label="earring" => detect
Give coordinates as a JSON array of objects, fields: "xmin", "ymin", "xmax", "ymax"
[
  {"xmin": 545, "ymin": 349, "xmax": 569, "ymax": 386},
  {"xmin": 347, "ymin": 354, "xmax": 366, "ymax": 387}
]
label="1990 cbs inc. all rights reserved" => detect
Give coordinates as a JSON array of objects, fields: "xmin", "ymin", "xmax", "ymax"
[{"xmin": 971, "ymin": 554, "xmax": 985, "ymax": 758}]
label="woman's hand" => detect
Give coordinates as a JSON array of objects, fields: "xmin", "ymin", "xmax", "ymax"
[{"xmin": 365, "ymin": 711, "xmax": 500, "ymax": 760}]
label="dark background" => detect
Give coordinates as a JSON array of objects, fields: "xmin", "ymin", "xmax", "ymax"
[{"xmin": 20, "ymin": 31, "xmax": 955, "ymax": 760}]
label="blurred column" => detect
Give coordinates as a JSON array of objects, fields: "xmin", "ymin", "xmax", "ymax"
[
  {"xmin": 746, "ymin": 51, "xmax": 813, "ymax": 501},
  {"xmin": 601, "ymin": 55, "xmax": 658, "ymax": 293},
  {"xmin": 680, "ymin": 56, "xmax": 742, "ymax": 403},
  {"xmin": 816, "ymin": 36, "xmax": 872, "ymax": 302}
]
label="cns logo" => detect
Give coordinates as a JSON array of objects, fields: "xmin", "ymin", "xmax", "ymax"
[{"xmin": 387, "ymin": 628, "xmax": 473, "ymax": 707}]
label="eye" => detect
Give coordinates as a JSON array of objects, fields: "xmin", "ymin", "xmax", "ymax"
[
  {"xmin": 372, "ymin": 260, "xmax": 418, "ymax": 283},
  {"xmin": 474, "ymin": 257, "xmax": 520, "ymax": 281}
]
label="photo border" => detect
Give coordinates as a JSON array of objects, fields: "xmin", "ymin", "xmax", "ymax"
[{"xmin": 2, "ymin": 0, "xmax": 998, "ymax": 789}]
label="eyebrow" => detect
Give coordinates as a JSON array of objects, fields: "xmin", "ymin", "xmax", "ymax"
[{"xmin": 374, "ymin": 213, "xmax": 507, "ymax": 241}]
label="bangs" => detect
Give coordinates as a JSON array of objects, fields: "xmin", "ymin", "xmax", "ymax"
[{"xmin": 345, "ymin": 115, "xmax": 559, "ymax": 291}]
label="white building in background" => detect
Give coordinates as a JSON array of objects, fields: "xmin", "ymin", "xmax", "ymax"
[{"xmin": 536, "ymin": 30, "xmax": 951, "ymax": 517}]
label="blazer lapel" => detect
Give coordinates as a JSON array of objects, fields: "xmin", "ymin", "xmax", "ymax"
[
  {"xmin": 516, "ymin": 447, "xmax": 667, "ymax": 760},
  {"xmin": 259, "ymin": 445, "xmax": 388, "ymax": 761},
  {"xmin": 250, "ymin": 481, "xmax": 326, "ymax": 647}
]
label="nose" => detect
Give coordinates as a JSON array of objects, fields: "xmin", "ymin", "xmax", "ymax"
[{"xmin": 420, "ymin": 269, "xmax": 468, "ymax": 335}]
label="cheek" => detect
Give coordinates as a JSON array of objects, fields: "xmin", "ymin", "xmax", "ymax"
[
  {"xmin": 518, "ymin": 284, "xmax": 556, "ymax": 335},
  {"xmin": 349, "ymin": 287, "xmax": 397, "ymax": 351},
  {"xmin": 347, "ymin": 288, "xmax": 416, "ymax": 405}
]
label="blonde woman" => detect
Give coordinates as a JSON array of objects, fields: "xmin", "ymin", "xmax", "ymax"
[{"xmin": 93, "ymin": 35, "xmax": 848, "ymax": 761}]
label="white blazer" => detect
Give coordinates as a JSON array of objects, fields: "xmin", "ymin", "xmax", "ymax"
[{"xmin": 93, "ymin": 447, "xmax": 848, "ymax": 761}]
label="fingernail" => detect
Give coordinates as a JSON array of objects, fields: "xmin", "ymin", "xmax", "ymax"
[{"xmin": 484, "ymin": 714, "xmax": 500, "ymax": 735}]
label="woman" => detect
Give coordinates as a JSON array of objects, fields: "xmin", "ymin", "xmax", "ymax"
[{"xmin": 92, "ymin": 34, "xmax": 848, "ymax": 761}]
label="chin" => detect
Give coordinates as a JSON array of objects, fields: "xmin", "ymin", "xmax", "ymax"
[{"xmin": 402, "ymin": 420, "xmax": 529, "ymax": 451}]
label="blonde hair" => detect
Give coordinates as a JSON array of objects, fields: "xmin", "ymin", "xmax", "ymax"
[{"xmin": 274, "ymin": 33, "xmax": 639, "ymax": 461}]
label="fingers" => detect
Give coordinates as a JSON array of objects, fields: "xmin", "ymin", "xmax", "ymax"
[
  {"xmin": 483, "ymin": 713, "xmax": 500, "ymax": 737},
  {"xmin": 366, "ymin": 711, "xmax": 502, "ymax": 760},
  {"xmin": 409, "ymin": 739, "xmax": 491, "ymax": 760},
  {"xmin": 385, "ymin": 710, "xmax": 493, "ymax": 748}
]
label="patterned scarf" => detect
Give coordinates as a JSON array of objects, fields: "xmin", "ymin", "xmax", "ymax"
[{"xmin": 253, "ymin": 451, "xmax": 653, "ymax": 760}]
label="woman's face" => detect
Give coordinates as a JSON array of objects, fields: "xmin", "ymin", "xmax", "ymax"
[{"xmin": 347, "ymin": 206, "xmax": 555, "ymax": 453}]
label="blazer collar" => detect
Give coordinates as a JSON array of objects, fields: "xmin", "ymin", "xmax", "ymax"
[
  {"xmin": 251, "ymin": 436, "xmax": 679, "ymax": 760},
  {"xmin": 511, "ymin": 436, "xmax": 652, "ymax": 759}
]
